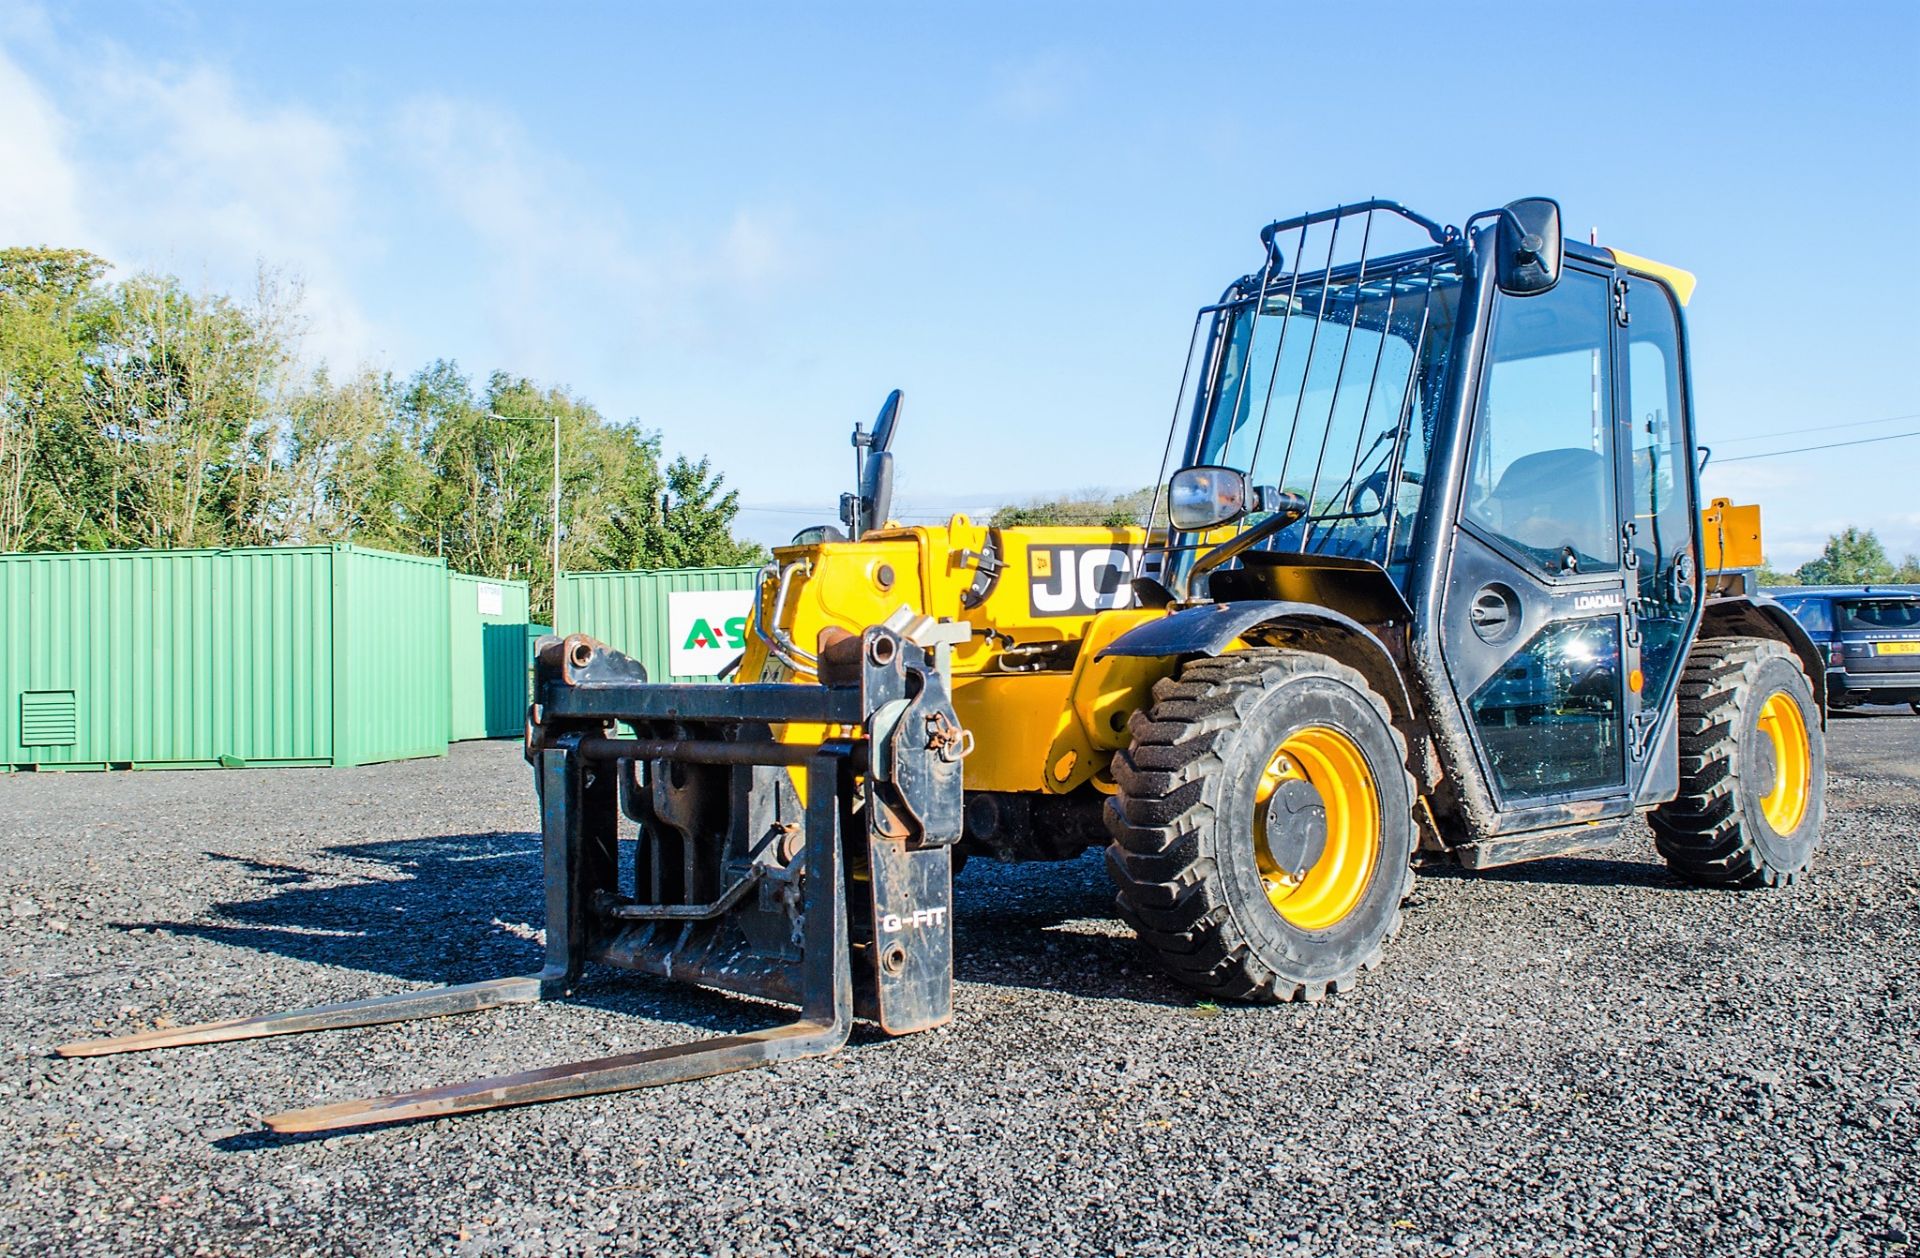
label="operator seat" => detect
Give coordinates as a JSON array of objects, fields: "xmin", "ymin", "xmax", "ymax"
[{"xmin": 1485, "ymin": 447, "xmax": 1613, "ymax": 566}]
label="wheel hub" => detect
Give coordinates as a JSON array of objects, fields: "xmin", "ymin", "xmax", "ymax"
[
  {"xmin": 1252, "ymin": 727, "xmax": 1381, "ymax": 930},
  {"xmin": 1262, "ymin": 778, "xmax": 1327, "ymax": 881},
  {"xmin": 1750, "ymin": 730, "xmax": 1778, "ymax": 792},
  {"xmin": 1754, "ymin": 690, "xmax": 1810, "ymax": 834}
]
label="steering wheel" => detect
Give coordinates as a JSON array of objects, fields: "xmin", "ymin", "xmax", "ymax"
[{"xmin": 1346, "ymin": 469, "xmax": 1422, "ymax": 518}]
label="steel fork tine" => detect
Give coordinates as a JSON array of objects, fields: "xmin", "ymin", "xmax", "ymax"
[
  {"xmin": 264, "ymin": 1016, "xmax": 850, "ymax": 1133},
  {"xmin": 55, "ymin": 975, "xmax": 547, "ymax": 1058}
]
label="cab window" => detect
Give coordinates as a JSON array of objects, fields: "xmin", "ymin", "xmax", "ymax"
[{"xmin": 1466, "ymin": 270, "xmax": 1618, "ymax": 576}]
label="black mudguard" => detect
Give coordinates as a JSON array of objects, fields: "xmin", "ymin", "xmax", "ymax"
[
  {"xmin": 1097, "ymin": 601, "xmax": 1412, "ymax": 719},
  {"xmin": 1700, "ymin": 594, "xmax": 1828, "ymax": 721}
]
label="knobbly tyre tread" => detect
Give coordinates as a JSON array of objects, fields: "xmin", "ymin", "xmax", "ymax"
[
  {"xmin": 1650, "ymin": 636, "xmax": 1821, "ymax": 888},
  {"xmin": 1104, "ymin": 649, "xmax": 1417, "ymax": 1003}
]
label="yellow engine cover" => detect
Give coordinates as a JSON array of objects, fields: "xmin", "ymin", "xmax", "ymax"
[{"xmin": 738, "ymin": 516, "xmax": 1176, "ymax": 795}]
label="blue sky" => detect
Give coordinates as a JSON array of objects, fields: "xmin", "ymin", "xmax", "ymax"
[{"xmin": 3, "ymin": 1, "xmax": 1916, "ymax": 564}]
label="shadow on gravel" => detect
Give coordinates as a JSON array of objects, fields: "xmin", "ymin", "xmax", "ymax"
[
  {"xmin": 119, "ymin": 832, "xmax": 1162, "ymax": 1046},
  {"xmin": 951, "ymin": 851, "xmax": 1193, "ymax": 1007},
  {"xmin": 136, "ymin": 831, "xmax": 549, "ymax": 987},
  {"xmin": 123, "ymin": 831, "xmax": 809, "ymax": 1040},
  {"xmin": 1417, "ymin": 853, "xmax": 1687, "ymax": 890}
]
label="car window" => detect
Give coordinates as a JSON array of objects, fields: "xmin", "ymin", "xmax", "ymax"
[
  {"xmin": 1838, "ymin": 600, "xmax": 1920, "ymax": 631},
  {"xmin": 1780, "ymin": 598, "xmax": 1831, "ymax": 633}
]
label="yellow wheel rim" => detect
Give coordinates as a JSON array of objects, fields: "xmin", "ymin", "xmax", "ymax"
[
  {"xmin": 1252, "ymin": 726, "xmax": 1379, "ymax": 931},
  {"xmin": 1755, "ymin": 691, "xmax": 1811, "ymax": 834}
]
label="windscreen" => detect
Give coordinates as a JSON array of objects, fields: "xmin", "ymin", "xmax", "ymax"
[{"xmin": 1175, "ymin": 250, "xmax": 1464, "ymax": 580}]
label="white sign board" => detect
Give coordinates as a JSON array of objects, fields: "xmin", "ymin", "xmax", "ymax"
[
  {"xmin": 475, "ymin": 582, "xmax": 505, "ymax": 617},
  {"xmin": 667, "ymin": 589, "xmax": 755, "ymax": 677}
]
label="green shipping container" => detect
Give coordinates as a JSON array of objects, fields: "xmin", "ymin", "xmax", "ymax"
[
  {"xmin": 0, "ymin": 544, "xmax": 450, "ymax": 770},
  {"xmin": 556, "ymin": 566, "xmax": 761, "ymax": 683},
  {"xmin": 448, "ymin": 572, "xmax": 531, "ymax": 741}
]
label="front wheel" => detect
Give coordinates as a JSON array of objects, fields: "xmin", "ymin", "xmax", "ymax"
[
  {"xmin": 1651, "ymin": 637, "xmax": 1825, "ymax": 887},
  {"xmin": 1105, "ymin": 649, "xmax": 1416, "ymax": 1002}
]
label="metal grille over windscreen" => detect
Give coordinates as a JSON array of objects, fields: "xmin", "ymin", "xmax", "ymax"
[{"xmin": 1149, "ymin": 203, "xmax": 1466, "ymax": 596}]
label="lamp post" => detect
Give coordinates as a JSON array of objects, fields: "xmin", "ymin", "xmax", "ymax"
[{"xmin": 486, "ymin": 411, "xmax": 561, "ymax": 614}]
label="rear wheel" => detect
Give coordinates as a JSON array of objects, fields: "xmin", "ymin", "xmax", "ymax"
[
  {"xmin": 1651, "ymin": 637, "xmax": 1825, "ymax": 887},
  {"xmin": 1105, "ymin": 649, "xmax": 1416, "ymax": 1002}
]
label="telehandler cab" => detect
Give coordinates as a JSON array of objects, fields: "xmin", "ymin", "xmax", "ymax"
[{"xmin": 62, "ymin": 197, "xmax": 1827, "ymax": 1132}]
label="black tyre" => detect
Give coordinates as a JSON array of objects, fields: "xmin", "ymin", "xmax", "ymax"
[
  {"xmin": 1651, "ymin": 637, "xmax": 1825, "ymax": 887},
  {"xmin": 1105, "ymin": 649, "xmax": 1416, "ymax": 1002}
]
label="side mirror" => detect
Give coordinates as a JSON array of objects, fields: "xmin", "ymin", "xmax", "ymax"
[
  {"xmin": 869, "ymin": 389, "xmax": 903, "ymax": 455},
  {"xmin": 843, "ymin": 389, "xmax": 904, "ymax": 538},
  {"xmin": 1495, "ymin": 197, "xmax": 1563, "ymax": 296},
  {"xmin": 1167, "ymin": 466, "xmax": 1287, "ymax": 532},
  {"xmin": 859, "ymin": 449, "xmax": 894, "ymax": 534},
  {"xmin": 1169, "ymin": 466, "xmax": 1248, "ymax": 530}
]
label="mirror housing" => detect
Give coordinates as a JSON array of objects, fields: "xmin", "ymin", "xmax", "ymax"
[
  {"xmin": 869, "ymin": 389, "xmax": 902, "ymax": 455},
  {"xmin": 1168, "ymin": 466, "xmax": 1248, "ymax": 531},
  {"xmin": 1494, "ymin": 197, "xmax": 1563, "ymax": 296},
  {"xmin": 842, "ymin": 390, "xmax": 904, "ymax": 538},
  {"xmin": 859, "ymin": 449, "xmax": 894, "ymax": 534},
  {"xmin": 1167, "ymin": 466, "xmax": 1289, "ymax": 532}
]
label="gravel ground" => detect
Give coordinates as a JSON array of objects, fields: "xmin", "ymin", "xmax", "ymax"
[{"xmin": 1, "ymin": 713, "xmax": 1915, "ymax": 1258}]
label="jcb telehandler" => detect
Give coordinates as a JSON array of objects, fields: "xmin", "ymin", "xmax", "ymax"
[{"xmin": 62, "ymin": 197, "xmax": 1828, "ymax": 1132}]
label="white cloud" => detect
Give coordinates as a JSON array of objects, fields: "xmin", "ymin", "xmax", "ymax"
[
  {"xmin": 0, "ymin": 42, "xmax": 90, "ymax": 248},
  {"xmin": 1, "ymin": 28, "xmax": 808, "ymax": 385},
  {"xmin": 86, "ymin": 56, "xmax": 376, "ymax": 365},
  {"xmin": 1707, "ymin": 453, "xmax": 1920, "ymax": 567},
  {"xmin": 390, "ymin": 94, "xmax": 805, "ymax": 379},
  {"xmin": 0, "ymin": 34, "xmax": 378, "ymax": 366}
]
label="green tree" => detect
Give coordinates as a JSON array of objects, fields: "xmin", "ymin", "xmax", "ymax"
[
  {"xmin": 82, "ymin": 272, "xmax": 291, "ymax": 549},
  {"xmin": 593, "ymin": 430, "xmax": 765, "ymax": 572},
  {"xmin": 0, "ymin": 247, "xmax": 111, "ymax": 550},
  {"xmin": 1752, "ymin": 557, "xmax": 1791, "ymax": 587},
  {"xmin": 1794, "ymin": 527, "xmax": 1895, "ymax": 585},
  {"xmin": 277, "ymin": 366, "xmax": 431, "ymax": 549},
  {"xmin": 0, "ymin": 247, "xmax": 765, "ymax": 606},
  {"xmin": 992, "ymin": 487, "xmax": 1155, "ymax": 528}
]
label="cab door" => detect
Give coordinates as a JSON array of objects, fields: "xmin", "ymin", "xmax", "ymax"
[
  {"xmin": 1440, "ymin": 264, "xmax": 1640, "ymax": 827},
  {"xmin": 1616, "ymin": 273, "xmax": 1704, "ymax": 800}
]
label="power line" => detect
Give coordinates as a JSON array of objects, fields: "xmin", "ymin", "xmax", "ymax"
[
  {"xmin": 1709, "ymin": 410, "xmax": 1920, "ymax": 445},
  {"xmin": 740, "ymin": 503, "xmax": 997, "ymax": 520},
  {"xmin": 743, "ymin": 414, "xmax": 1920, "ymax": 504},
  {"xmin": 1716, "ymin": 428, "xmax": 1920, "ymax": 463}
]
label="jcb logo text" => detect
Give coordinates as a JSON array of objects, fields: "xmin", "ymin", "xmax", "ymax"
[{"xmin": 1028, "ymin": 546, "xmax": 1139, "ymax": 617}]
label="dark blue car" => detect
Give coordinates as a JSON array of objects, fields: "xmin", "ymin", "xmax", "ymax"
[{"xmin": 1771, "ymin": 586, "xmax": 1920, "ymax": 713}]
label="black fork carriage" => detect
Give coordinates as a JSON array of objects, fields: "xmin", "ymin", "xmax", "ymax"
[{"xmin": 58, "ymin": 627, "xmax": 967, "ymax": 1133}]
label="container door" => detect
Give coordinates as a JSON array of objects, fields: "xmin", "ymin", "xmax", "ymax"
[{"xmin": 1442, "ymin": 265, "xmax": 1635, "ymax": 811}]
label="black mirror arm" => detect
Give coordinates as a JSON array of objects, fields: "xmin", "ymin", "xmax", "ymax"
[
  {"xmin": 1466, "ymin": 206, "xmax": 1545, "ymax": 262},
  {"xmin": 1498, "ymin": 207, "xmax": 1545, "ymax": 264},
  {"xmin": 1184, "ymin": 495, "xmax": 1308, "ymax": 598}
]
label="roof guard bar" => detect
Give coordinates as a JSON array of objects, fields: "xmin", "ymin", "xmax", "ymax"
[{"xmin": 1260, "ymin": 200, "xmax": 1457, "ymax": 269}]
